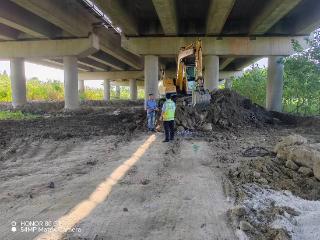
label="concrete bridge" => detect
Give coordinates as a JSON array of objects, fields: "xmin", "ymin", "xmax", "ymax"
[{"xmin": 0, "ymin": 0, "xmax": 319, "ymax": 111}]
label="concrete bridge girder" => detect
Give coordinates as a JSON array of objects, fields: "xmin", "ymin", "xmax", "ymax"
[
  {"xmin": 78, "ymin": 71, "xmax": 144, "ymax": 81},
  {"xmin": 11, "ymin": 0, "xmax": 143, "ymax": 70},
  {"xmin": 121, "ymin": 36, "xmax": 308, "ymax": 56},
  {"xmin": 0, "ymin": 35, "xmax": 100, "ymax": 59},
  {"xmin": 6, "ymin": 35, "xmax": 100, "ymax": 110},
  {"xmin": 78, "ymin": 70, "xmax": 242, "ymax": 81},
  {"xmin": 152, "ymin": 0, "xmax": 178, "ymax": 35},
  {"xmin": 206, "ymin": 0, "xmax": 236, "ymax": 35}
]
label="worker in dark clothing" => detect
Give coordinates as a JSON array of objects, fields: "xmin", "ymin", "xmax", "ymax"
[{"xmin": 160, "ymin": 93, "xmax": 176, "ymax": 142}]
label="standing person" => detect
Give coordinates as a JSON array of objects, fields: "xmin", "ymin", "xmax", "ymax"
[
  {"xmin": 161, "ymin": 93, "xmax": 176, "ymax": 142},
  {"xmin": 146, "ymin": 93, "xmax": 158, "ymax": 132}
]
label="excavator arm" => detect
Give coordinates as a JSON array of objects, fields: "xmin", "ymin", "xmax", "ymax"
[
  {"xmin": 176, "ymin": 40, "xmax": 204, "ymax": 93},
  {"xmin": 176, "ymin": 43, "xmax": 195, "ymax": 92}
]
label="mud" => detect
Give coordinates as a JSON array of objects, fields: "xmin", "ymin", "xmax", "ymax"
[
  {"xmin": 226, "ymin": 130, "xmax": 320, "ymax": 240},
  {"xmin": 175, "ymin": 89, "xmax": 274, "ymax": 130},
  {"xmin": 0, "ymin": 97, "xmax": 320, "ymax": 240},
  {"xmin": 0, "ymin": 101, "xmax": 146, "ymax": 148},
  {"xmin": 0, "ymin": 99, "xmax": 144, "ymax": 114}
]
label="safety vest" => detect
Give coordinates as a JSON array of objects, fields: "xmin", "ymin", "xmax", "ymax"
[{"xmin": 163, "ymin": 99, "xmax": 176, "ymax": 121}]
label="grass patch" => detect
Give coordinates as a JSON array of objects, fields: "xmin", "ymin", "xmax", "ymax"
[{"xmin": 0, "ymin": 110, "xmax": 39, "ymax": 120}]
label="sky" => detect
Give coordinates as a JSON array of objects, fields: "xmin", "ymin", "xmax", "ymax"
[
  {"xmin": 0, "ymin": 58, "xmax": 268, "ymax": 89},
  {"xmin": 0, "ymin": 61, "xmax": 104, "ymax": 89}
]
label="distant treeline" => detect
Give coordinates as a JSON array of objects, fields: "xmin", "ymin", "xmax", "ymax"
[{"xmin": 0, "ymin": 73, "xmax": 144, "ymax": 102}]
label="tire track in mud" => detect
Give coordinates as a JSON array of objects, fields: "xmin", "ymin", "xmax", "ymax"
[
  {"xmin": 66, "ymin": 136, "xmax": 235, "ymax": 240},
  {"xmin": 0, "ymin": 133, "xmax": 131, "ymax": 240}
]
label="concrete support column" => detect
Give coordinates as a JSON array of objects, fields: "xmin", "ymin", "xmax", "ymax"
[
  {"xmin": 103, "ymin": 79, "xmax": 110, "ymax": 101},
  {"xmin": 266, "ymin": 56, "xmax": 284, "ymax": 112},
  {"xmin": 78, "ymin": 80, "xmax": 85, "ymax": 95},
  {"xmin": 204, "ymin": 55, "xmax": 219, "ymax": 91},
  {"xmin": 225, "ymin": 78, "xmax": 233, "ymax": 89},
  {"xmin": 144, "ymin": 55, "xmax": 159, "ymax": 103},
  {"xmin": 10, "ymin": 58, "xmax": 27, "ymax": 108},
  {"xmin": 115, "ymin": 86, "xmax": 120, "ymax": 99},
  {"xmin": 130, "ymin": 79, "xmax": 137, "ymax": 100},
  {"xmin": 63, "ymin": 56, "xmax": 79, "ymax": 110}
]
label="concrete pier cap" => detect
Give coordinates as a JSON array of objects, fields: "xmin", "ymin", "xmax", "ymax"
[{"xmin": 0, "ymin": 34, "xmax": 100, "ymax": 60}]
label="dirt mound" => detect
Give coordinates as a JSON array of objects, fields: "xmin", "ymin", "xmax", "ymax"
[
  {"xmin": 0, "ymin": 100, "xmax": 145, "ymax": 114},
  {"xmin": 228, "ymin": 135, "xmax": 320, "ymax": 203},
  {"xmin": 175, "ymin": 89, "xmax": 274, "ymax": 130},
  {"xmin": 229, "ymin": 155, "xmax": 320, "ymax": 202},
  {"xmin": 227, "ymin": 135, "xmax": 320, "ymax": 240},
  {"xmin": 82, "ymin": 99, "xmax": 144, "ymax": 107},
  {"xmin": 0, "ymin": 101, "xmax": 64, "ymax": 113},
  {"xmin": 271, "ymin": 111, "xmax": 320, "ymax": 127},
  {"xmin": 0, "ymin": 108, "xmax": 146, "ymax": 146},
  {"xmin": 274, "ymin": 134, "xmax": 320, "ymax": 180}
]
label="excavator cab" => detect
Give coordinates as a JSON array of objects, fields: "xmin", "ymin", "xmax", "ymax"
[
  {"xmin": 158, "ymin": 40, "xmax": 211, "ymax": 106},
  {"xmin": 185, "ymin": 66, "xmax": 196, "ymax": 94}
]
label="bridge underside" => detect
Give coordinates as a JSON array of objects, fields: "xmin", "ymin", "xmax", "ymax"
[{"xmin": 0, "ymin": 0, "xmax": 319, "ymax": 110}]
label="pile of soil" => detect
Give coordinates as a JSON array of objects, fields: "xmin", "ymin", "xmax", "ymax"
[
  {"xmin": 227, "ymin": 135, "xmax": 320, "ymax": 240},
  {"xmin": 228, "ymin": 155, "xmax": 320, "ymax": 202},
  {"xmin": 0, "ymin": 101, "xmax": 64, "ymax": 113},
  {"xmin": 271, "ymin": 111, "xmax": 320, "ymax": 128},
  {"xmin": 175, "ymin": 89, "xmax": 274, "ymax": 131},
  {"xmin": 0, "ymin": 108, "xmax": 146, "ymax": 145},
  {"xmin": 82, "ymin": 99, "xmax": 144, "ymax": 107},
  {"xmin": 0, "ymin": 99, "xmax": 144, "ymax": 114}
]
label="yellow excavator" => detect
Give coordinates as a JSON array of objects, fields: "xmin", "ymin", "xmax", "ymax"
[{"xmin": 158, "ymin": 40, "xmax": 211, "ymax": 106}]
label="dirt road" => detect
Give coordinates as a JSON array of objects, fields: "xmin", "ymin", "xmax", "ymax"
[
  {"xmin": 66, "ymin": 136, "xmax": 235, "ymax": 240},
  {"xmin": 0, "ymin": 133, "xmax": 235, "ymax": 240},
  {"xmin": 1, "ymin": 95, "xmax": 319, "ymax": 240}
]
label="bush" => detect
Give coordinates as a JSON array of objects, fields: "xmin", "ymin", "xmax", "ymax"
[
  {"xmin": 0, "ymin": 110, "xmax": 39, "ymax": 120},
  {"xmin": 0, "ymin": 75, "xmax": 145, "ymax": 102},
  {"xmin": 232, "ymin": 65, "xmax": 267, "ymax": 107}
]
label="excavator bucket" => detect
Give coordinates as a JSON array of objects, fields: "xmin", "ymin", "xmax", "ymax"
[{"xmin": 192, "ymin": 90, "xmax": 211, "ymax": 106}]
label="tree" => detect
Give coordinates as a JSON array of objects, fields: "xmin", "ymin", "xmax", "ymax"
[
  {"xmin": 283, "ymin": 30, "xmax": 320, "ymax": 115},
  {"xmin": 231, "ymin": 65, "xmax": 267, "ymax": 107},
  {"xmin": 232, "ymin": 29, "xmax": 320, "ymax": 116},
  {"xmin": 0, "ymin": 71, "xmax": 11, "ymax": 101}
]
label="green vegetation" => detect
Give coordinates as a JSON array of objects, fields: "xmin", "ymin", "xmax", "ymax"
[
  {"xmin": 231, "ymin": 30, "xmax": 320, "ymax": 116},
  {"xmin": 232, "ymin": 66, "xmax": 267, "ymax": 107},
  {"xmin": 0, "ymin": 110, "xmax": 39, "ymax": 120},
  {"xmin": 81, "ymin": 86, "xmax": 145, "ymax": 100},
  {"xmin": 0, "ymin": 73, "xmax": 144, "ymax": 102},
  {"xmin": 0, "ymin": 71, "xmax": 11, "ymax": 102},
  {"xmin": 27, "ymin": 78, "xmax": 64, "ymax": 101}
]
